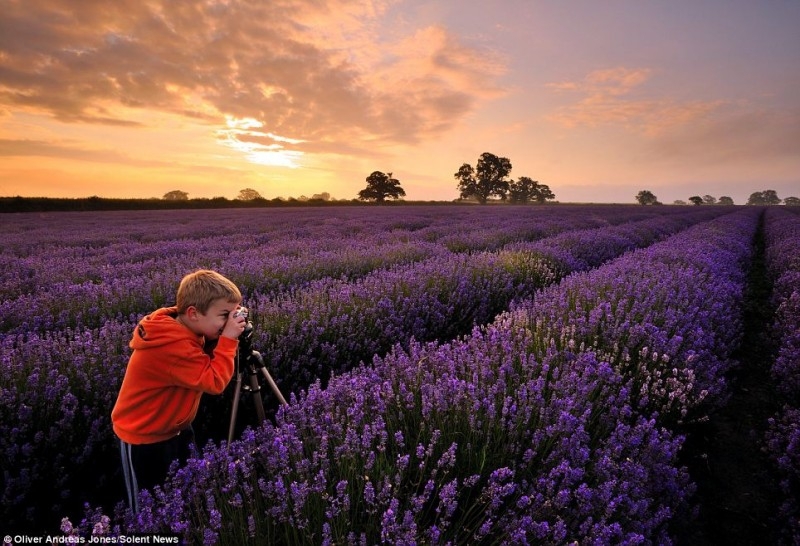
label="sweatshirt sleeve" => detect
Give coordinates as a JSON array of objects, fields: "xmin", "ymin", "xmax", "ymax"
[{"xmin": 168, "ymin": 336, "xmax": 238, "ymax": 394}]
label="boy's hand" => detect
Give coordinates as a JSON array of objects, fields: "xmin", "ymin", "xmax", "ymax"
[{"xmin": 222, "ymin": 308, "xmax": 247, "ymax": 339}]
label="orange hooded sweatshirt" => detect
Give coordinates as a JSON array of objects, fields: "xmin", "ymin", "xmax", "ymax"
[{"xmin": 112, "ymin": 306, "xmax": 237, "ymax": 444}]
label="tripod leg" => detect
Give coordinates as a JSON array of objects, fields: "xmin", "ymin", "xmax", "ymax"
[
  {"xmin": 247, "ymin": 370, "xmax": 267, "ymax": 423},
  {"xmin": 248, "ymin": 349, "xmax": 288, "ymax": 407},
  {"xmin": 227, "ymin": 372, "xmax": 244, "ymax": 446},
  {"xmin": 258, "ymin": 366, "xmax": 288, "ymax": 406}
]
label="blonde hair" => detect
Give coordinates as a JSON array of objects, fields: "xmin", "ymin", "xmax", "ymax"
[{"xmin": 176, "ymin": 269, "xmax": 241, "ymax": 314}]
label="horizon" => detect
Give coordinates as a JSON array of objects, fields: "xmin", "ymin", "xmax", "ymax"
[{"xmin": 1, "ymin": 1, "xmax": 799, "ymax": 204}]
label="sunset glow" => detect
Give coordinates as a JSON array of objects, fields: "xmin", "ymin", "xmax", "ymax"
[
  {"xmin": 1, "ymin": 0, "xmax": 798, "ymax": 203},
  {"xmin": 217, "ymin": 116, "xmax": 305, "ymax": 168}
]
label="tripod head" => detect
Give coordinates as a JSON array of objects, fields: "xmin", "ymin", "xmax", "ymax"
[{"xmin": 237, "ymin": 320, "xmax": 256, "ymax": 357}]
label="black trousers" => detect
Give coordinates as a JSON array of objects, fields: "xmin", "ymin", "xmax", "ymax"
[{"xmin": 118, "ymin": 427, "xmax": 196, "ymax": 514}]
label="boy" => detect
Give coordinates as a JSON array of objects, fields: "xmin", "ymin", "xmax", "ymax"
[{"xmin": 111, "ymin": 269, "xmax": 246, "ymax": 513}]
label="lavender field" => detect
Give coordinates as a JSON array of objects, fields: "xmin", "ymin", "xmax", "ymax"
[{"xmin": 2, "ymin": 205, "xmax": 798, "ymax": 544}]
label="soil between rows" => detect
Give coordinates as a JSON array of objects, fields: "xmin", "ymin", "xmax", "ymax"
[{"xmin": 675, "ymin": 214, "xmax": 783, "ymax": 545}]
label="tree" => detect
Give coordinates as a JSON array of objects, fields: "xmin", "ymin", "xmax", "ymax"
[
  {"xmin": 763, "ymin": 190, "xmax": 781, "ymax": 205},
  {"xmin": 688, "ymin": 195, "xmax": 703, "ymax": 206},
  {"xmin": 163, "ymin": 190, "xmax": 189, "ymax": 201},
  {"xmin": 236, "ymin": 188, "xmax": 264, "ymax": 201},
  {"xmin": 673, "ymin": 200, "xmax": 687, "ymax": 205},
  {"xmin": 784, "ymin": 196, "xmax": 800, "ymax": 206},
  {"xmin": 358, "ymin": 171, "xmax": 406, "ymax": 202},
  {"xmin": 508, "ymin": 177, "xmax": 555, "ymax": 204},
  {"xmin": 746, "ymin": 192, "xmax": 763, "ymax": 205},
  {"xmin": 702, "ymin": 195, "xmax": 717, "ymax": 205},
  {"xmin": 718, "ymin": 196, "xmax": 734, "ymax": 206},
  {"xmin": 747, "ymin": 190, "xmax": 781, "ymax": 205},
  {"xmin": 636, "ymin": 190, "xmax": 660, "ymax": 205},
  {"xmin": 455, "ymin": 152, "xmax": 512, "ymax": 203},
  {"xmin": 531, "ymin": 181, "xmax": 555, "ymax": 203},
  {"xmin": 509, "ymin": 177, "xmax": 534, "ymax": 204}
]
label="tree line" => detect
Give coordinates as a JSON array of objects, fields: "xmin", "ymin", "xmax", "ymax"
[
  {"xmin": 357, "ymin": 152, "xmax": 555, "ymax": 204},
  {"xmin": 636, "ymin": 189, "xmax": 799, "ymax": 206}
]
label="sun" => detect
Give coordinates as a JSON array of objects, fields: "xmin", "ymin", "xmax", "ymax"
[{"xmin": 216, "ymin": 116, "xmax": 305, "ymax": 168}]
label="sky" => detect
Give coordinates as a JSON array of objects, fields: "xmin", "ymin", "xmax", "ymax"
[{"xmin": 1, "ymin": 0, "xmax": 799, "ymax": 204}]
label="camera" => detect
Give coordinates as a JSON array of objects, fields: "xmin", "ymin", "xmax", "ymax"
[{"xmin": 235, "ymin": 306, "xmax": 254, "ymax": 347}]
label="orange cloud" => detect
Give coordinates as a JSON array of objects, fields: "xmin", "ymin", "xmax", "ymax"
[
  {"xmin": 546, "ymin": 67, "xmax": 722, "ymax": 136},
  {"xmin": 644, "ymin": 106, "xmax": 800, "ymax": 165},
  {"xmin": 358, "ymin": 25, "xmax": 507, "ymax": 143},
  {"xmin": 0, "ymin": 138, "xmax": 171, "ymax": 167},
  {"xmin": 584, "ymin": 67, "xmax": 651, "ymax": 95},
  {"xmin": 546, "ymin": 67, "xmax": 800, "ymax": 172},
  {"xmin": 0, "ymin": 0, "xmax": 504, "ymax": 162}
]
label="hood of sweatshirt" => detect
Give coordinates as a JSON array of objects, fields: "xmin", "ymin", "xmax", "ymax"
[{"xmin": 130, "ymin": 306, "xmax": 201, "ymax": 351}]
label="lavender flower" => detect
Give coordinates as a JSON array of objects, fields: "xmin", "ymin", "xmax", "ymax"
[
  {"xmin": 761, "ymin": 207, "xmax": 800, "ymax": 544},
  {"xmin": 0, "ymin": 205, "xmax": 760, "ymax": 540}
]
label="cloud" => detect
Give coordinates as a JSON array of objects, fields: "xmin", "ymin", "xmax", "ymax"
[
  {"xmin": 644, "ymin": 106, "xmax": 800, "ymax": 165},
  {"xmin": 0, "ymin": 0, "xmax": 505, "ymax": 157},
  {"xmin": 544, "ymin": 66, "xmax": 800, "ymax": 174},
  {"xmin": 0, "ymin": 138, "xmax": 171, "ymax": 167},
  {"xmin": 584, "ymin": 67, "xmax": 650, "ymax": 95},
  {"xmin": 546, "ymin": 67, "xmax": 722, "ymax": 136},
  {"xmin": 361, "ymin": 25, "xmax": 506, "ymax": 143}
]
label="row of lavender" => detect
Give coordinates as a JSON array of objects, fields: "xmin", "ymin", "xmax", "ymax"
[
  {"xmin": 241, "ymin": 209, "xmax": 728, "ymax": 397},
  {"xmin": 1, "ymin": 206, "xmax": 683, "ymax": 335},
  {"xmin": 69, "ymin": 209, "xmax": 761, "ymax": 543},
  {"xmin": 1, "ymin": 207, "xmax": 727, "ymax": 530},
  {"xmin": 762, "ymin": 207, "xmax": 800, "ymax": 543}
]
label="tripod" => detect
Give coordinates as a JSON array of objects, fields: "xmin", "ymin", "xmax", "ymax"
[{"xmin": 227, "ymin": 328, "xmax": 288, "ymax": 445}]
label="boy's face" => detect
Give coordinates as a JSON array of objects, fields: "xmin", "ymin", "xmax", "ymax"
[{"xmin": 187, "ymin": 298, "xmax": 239, "ymax": 340}]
